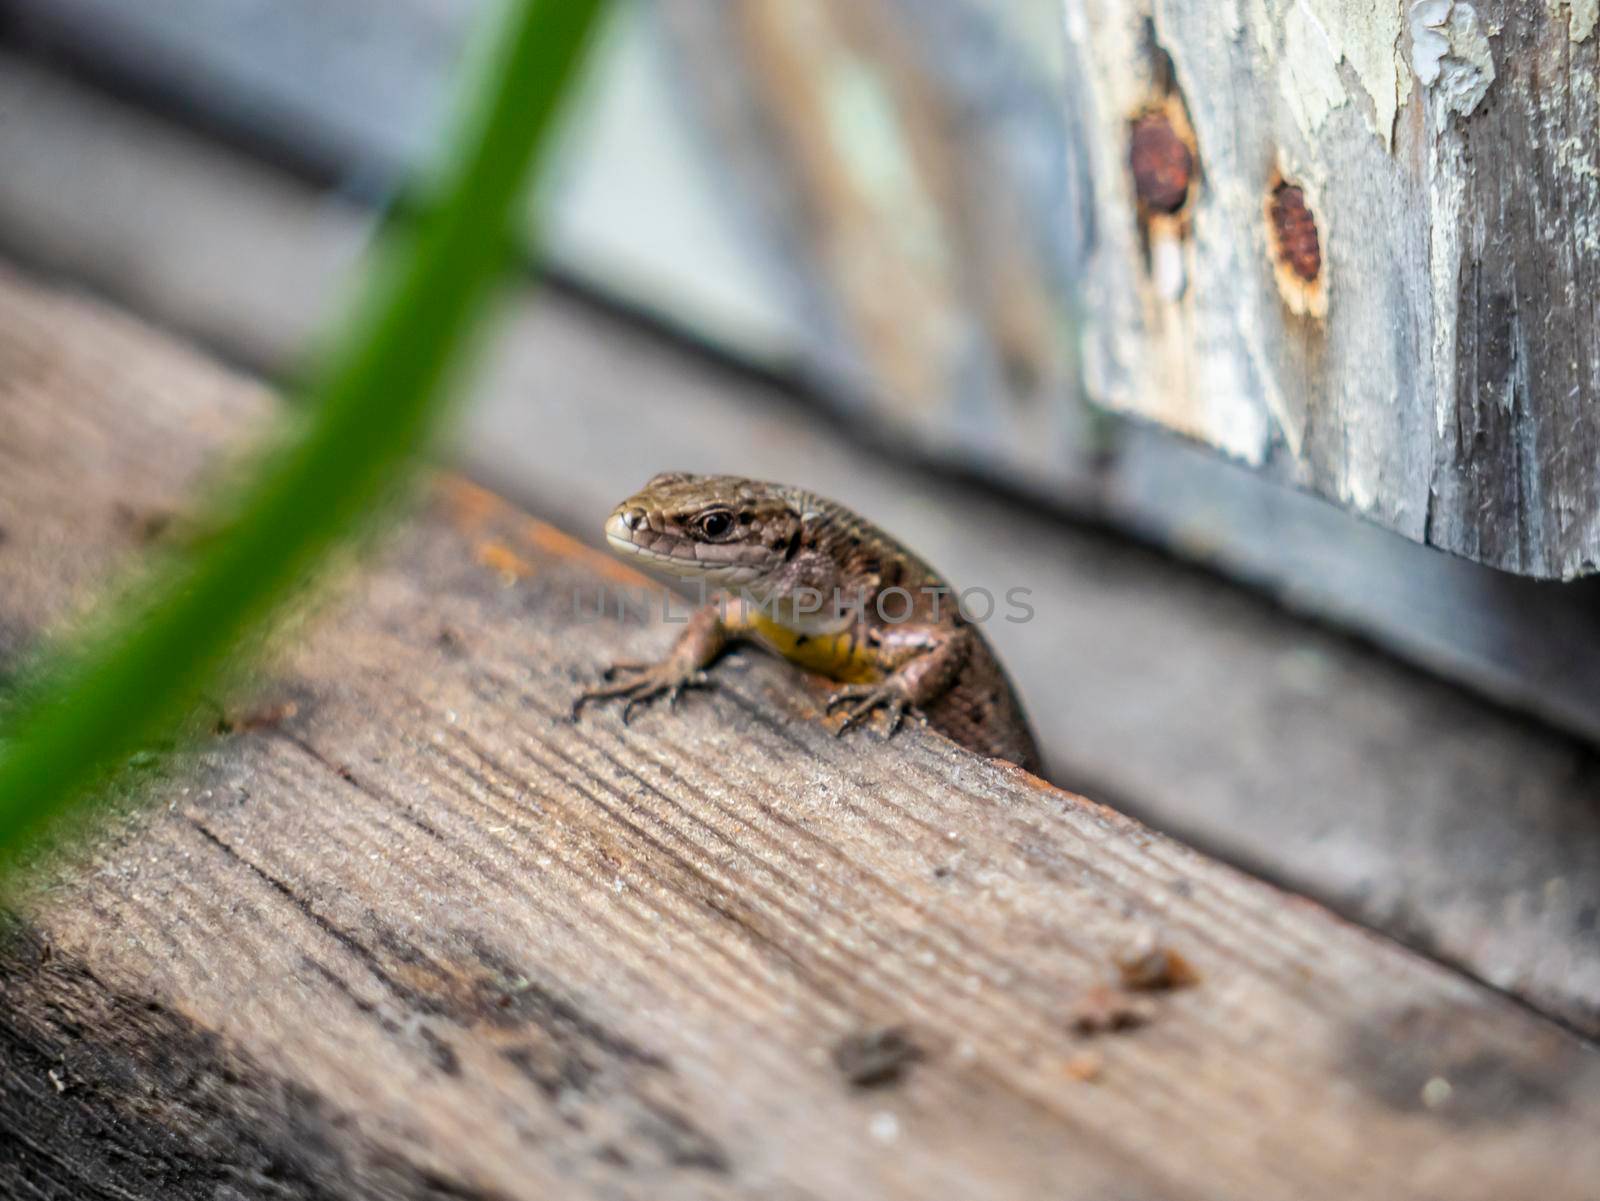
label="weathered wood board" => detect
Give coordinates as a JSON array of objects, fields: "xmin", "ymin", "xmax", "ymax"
[
  {"xmin": 2, "ymin": 265, "xmax": 1599, "ymax": 1201},
  {"xmin": 7, "ymin": 0, "xmax": 1596, "ymax": 578},
  {"xmin": 2, "ymin": 74, "xmax": 1600, "ymax": 1039},
  {"xmin": 1055, "ymin": 0, "xmax": 1600, "ymax": 577}
]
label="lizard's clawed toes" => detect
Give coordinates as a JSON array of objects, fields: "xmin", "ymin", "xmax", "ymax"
[
  {"xmin": 826, "ymin": 683, "xmax": 922, "ymax": 740},
  {"xmin": 573, "ymin": 660, "xmax": 713, "ymax": 724}
]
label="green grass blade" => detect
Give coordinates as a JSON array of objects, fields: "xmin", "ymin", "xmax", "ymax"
[{"xmin": 0, "ymin": 0, "xmax": 607, "ymax": 863}]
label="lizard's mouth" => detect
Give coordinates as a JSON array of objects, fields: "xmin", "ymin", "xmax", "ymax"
[
  {"xmin": 603, "ymin": 514, "xmax": 647, "ymax": 556},
  {"xmin": 604, "ymin": 511, "xmax": 680, "ymax": 565}
]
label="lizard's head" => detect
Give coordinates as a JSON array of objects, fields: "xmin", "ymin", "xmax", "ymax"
[{"xmin": 604, "ymin": 473, "xmax": 802, "ymax": 587}]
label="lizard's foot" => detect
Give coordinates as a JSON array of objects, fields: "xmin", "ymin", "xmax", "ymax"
[
  {"xmin": 571, "ymin": 658, "xmax": 713, "ymax": 725},
  {"xmin": 825, "ymin": 681, "xmax": 925, "ymax": 740}
]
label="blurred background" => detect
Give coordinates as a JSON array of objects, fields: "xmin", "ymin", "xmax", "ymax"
[{"xmin": 0, "ymin": 0, "xmax": 1597, "ymax": 1035}]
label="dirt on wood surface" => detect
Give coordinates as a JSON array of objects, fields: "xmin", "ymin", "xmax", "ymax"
[{"xmin": 831, "ymin": 1026, "xmax": 924, "ymax": 1090}]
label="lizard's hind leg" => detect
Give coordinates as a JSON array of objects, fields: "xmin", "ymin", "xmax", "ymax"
[{"xmin": 826, "ymin": 624, "xmax": 971, "ymax": 740}]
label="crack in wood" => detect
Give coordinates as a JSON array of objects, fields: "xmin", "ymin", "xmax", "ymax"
[
  {"xmin": 180, "ymin": 819, "xmax": 731, "ymax": 1183},
  {"xmin": 0, "ymin": 917, "xmax": 508, "ymax": 1201}
]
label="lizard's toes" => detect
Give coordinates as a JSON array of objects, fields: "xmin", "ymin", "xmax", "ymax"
[
  {"xmin": 572, "ymin": 671, "xmax": 650, "ymax": 720},
  {"xmin": 881, "ymin": 698, "xmax": 909, "ymax": 738},
  {"xmin": 827, "ymin": 683, "xmax": 923, "ymax": 741},
  {"xmin": 580, "ymin": 660, "xmax": 717, "ymax": 726},
  {"xmin": 620, "ymin": 686, "xmax": 658, "ymax": 725},
  {"xmin": 834, "ymin": 695, "xmax": 884, "ymax": 735},
  {"xmin": 825, "ymin": 684, "xmax": 876, "ymax": 713},
  {"xmin": 665, "ymin": 671, "xmax": 710, "ymax": 709},
  {"xmin": 572, "ymin": 681, "xmax": 624, "ymax": 720}
]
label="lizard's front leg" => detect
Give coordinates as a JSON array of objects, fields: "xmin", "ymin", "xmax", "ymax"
[
  {"xmin": 572, "ymin": 602, "xmax": 732, "ymax": 724},
  {"xmin": 827, "ymin": 623, "xmax": 971, "ymax": 739}
]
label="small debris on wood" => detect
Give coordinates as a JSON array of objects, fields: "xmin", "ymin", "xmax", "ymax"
[
  {"xmin": 1421, "ymin": 1076, "xmax": 1453, "ymax": 1110},
  {"xmin": 437, "ymin": 624, "xmax": 467, "ymax": 657},
  {"xmin": 867, "ymin": 1111, "xmax": 900, "ymax": 1145},
  {"xmin": 1115, "ymin": 938, "xmax": 1201, "ymax": 992},
  {"xmin": 1063, "ymin": 1050, "xmax": 1105, "ymax": 1083},
  {"xmin": 1067, "ymin": 984, "xmax": 1156, "ymax": 1035},
  {"xmin": 215, "ymin": 701, "xmax": 299, "ymax": 736},
  {"xmin": 832, "ymin": 1025, "xmax": 923, "ymax": 1089},
  {"xmin": 113, "ymin": 501, "xmax": 176, "ymax": 545}
]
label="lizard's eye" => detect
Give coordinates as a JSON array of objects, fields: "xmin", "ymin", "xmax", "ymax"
[{"xmin": 695, "ymin": 510, "xmax": 734, "ymax": 539}]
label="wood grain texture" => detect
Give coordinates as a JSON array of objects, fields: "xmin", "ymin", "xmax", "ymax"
[
  {"xmin": 1, "ymin": 76, "xmax": 1599, "ymax": 1039},
  {"xmin": 2, "ymin": 269, "xmax": 1599, "ymax": 1200},
  {"xmin": 1438, "ymin": 4, "xmax": 1600, "ymax": 574},
  {"xmin": 1054, "ymin": 0, "xmax": 1600, "ymax": 577}
]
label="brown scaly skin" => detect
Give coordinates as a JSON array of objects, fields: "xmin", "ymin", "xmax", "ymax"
[{"xmin": 572, "ymin": 473, "xmax": 1042, "ymax": 774}]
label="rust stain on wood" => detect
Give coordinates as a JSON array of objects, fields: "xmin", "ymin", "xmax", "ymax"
[
  {"xmin": 1265, "ymin": 175, "xmax": 1329, "ymax": 320},
  {"xmin": 1269, "ymin": 184, "xmax": 1322, "ymax": 283},
  {"xmin": 1127, "ymin": 92, "xmax": 1200, "ymax": 305},
  {"xmin": 439, "ymin": 475, "xmax": 648, "ymax": 588},
  {"xmin": 1129, "ymin": 110, "xmax": 1194, "ymax": 215},
  {"xmin": 476, "ymin": 539, "xmax": 535, "ymax": 583},
  {"xmin": 520, "ymin": 516, "xmax": 651, "ymax": 588},
  {"xmin": 438, "ymin": 474, "xmax": 505, "ymax": 530}
]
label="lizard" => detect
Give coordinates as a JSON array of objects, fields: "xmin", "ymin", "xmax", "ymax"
[{"xmin": 572, "ymin": 473, "xmax": 1041, "ymax": 773}]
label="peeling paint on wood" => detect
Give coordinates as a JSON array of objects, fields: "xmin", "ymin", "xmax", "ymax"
[
  {"xmin": 1410, "ymin": 1, "xmax": 1496, "ymax": 117},
  {"xmin": 1295, "ymin": 0, "xmax": 1408, "ymax": 147},
  {"xmin": 1060, "ymin": 0, "xmax": 1600, "ymax": 576},
  {"xmin": 1550, "ymin": 0, "xmax": 1600, "ymax": 43}
]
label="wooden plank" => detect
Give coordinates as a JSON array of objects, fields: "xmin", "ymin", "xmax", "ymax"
[
  {"xmin": 1049, "ymin": 0, "xmax": 1600, "ymax": 577},
  {"xmin": 2, "ymin": 70, "xmax": 1600, "ymax": 1039},
  {"xmin": 2, "ymin": 265, "xmax": 1598, "ymax": 1201},
  {"xmin": 659, "ymin": 0, "xmax": 1124, "ymax": 504},
  {"xmin": 0, "ymin": 0, "xmax": 1097, "ymax": 492},
  {"xmin": 655, "ymin": 0, "xmax": 1087, "ymax": 460}
]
